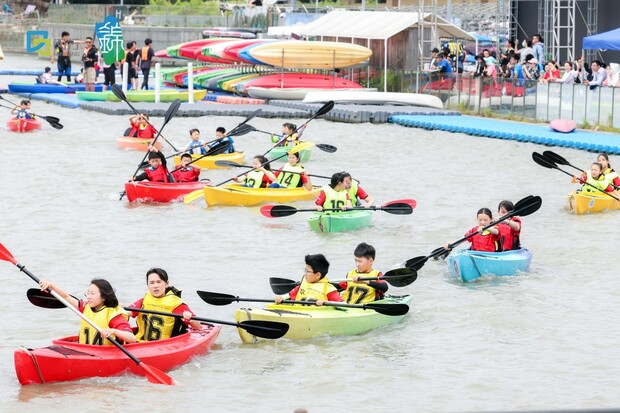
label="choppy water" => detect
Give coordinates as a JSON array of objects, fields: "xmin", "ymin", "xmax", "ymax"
[{"xmin": 1, "ymin": 53, "xmax": 620, "ymax": 413}]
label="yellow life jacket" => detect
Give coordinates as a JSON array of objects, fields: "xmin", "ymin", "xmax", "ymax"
[
  {"xmin": 277, "ymin": 163, "xmax": 304, "ymax": 188},
  {"xmin": 322, "ymin": 184, "xmax": 348, "ymax": 211},
  {"xmin": 79, "ymin": 305, "xmax": 127, "ymax": 346},
  {"xmin": 245, "ymin": 170, "xmax": 265, "ymax": 188},
  {"xmin": 582, "ymin": 171, "xmax": 609, "ymax": 193},
  {"xmin": 341, "ymin": 269, "xmax": 381, "ymax": 304},
  {"xmin": 346, "ymin": 179, "xmax": 360, "ymax": 206},
  {"xmin": 603, "ymin": 168, "xmax": 619, "ymax": 187},
  {"xmin": 136, "ymin": 290, "xmax": 185, "ymax": 342},
  {"xmin": 295, "ymin": 276, "xmax": 337, "ymax": 303}
]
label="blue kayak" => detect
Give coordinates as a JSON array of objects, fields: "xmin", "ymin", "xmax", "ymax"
[
  {"xmin": 8, "ymin": 83, "xmax": 104, "ymax": 94},
  {"xmin": 446, "ymin": 248, "xmax": 533, "ymax": 282}
]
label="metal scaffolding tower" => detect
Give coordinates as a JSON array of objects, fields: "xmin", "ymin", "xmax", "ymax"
[
  {"xmin": 584, "ymin": 0, "xmax": 598, "ymax": 61},
  {"xmin": 551, "ymin": 0, "xmax": 576, "ymax": 63},
  {"xmin": 416, "ymin": 0, "xmax": 438, "ymax": 73}
]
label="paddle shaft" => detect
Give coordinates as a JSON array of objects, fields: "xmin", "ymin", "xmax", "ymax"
[
  {"xmin": 15, "ymin": 264, "xmax": 146, "ymax": 366},
  {"xmin": 125, "ymin": 307, "xmax": 247, "ymax": 329},
  {"xmin": 168, "ymin": 133, "xmax": 242, "ymax": 174},
  {"xmin": 219, "ymin": 162, "xmax": 331, "ymax": 179},
  {"xmin": 219, "ymin": 296, "xmax": 382, "ymax": 311},
  {"xmin": 216, "ymin": 151, "xmax": 290, "ymax": 186}
]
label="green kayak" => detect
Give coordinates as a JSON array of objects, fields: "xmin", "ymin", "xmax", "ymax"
[
  {"xmin": 308, "ymin": 210, "xmax": 373, "ymax": 233},
  {"xmin": 267, "ymin": 144, "xmax": 312, "ymax": 163},
  {"xmin": 76, "ymin": 91, "xmax": 112, "ymax": 101}
]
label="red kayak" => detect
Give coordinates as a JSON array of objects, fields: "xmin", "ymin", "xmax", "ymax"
[
  {"xmin": 221, "ymin": 39, "xmax": 273, "ymax": 63},
  {"xmin": 7, "ymin": 118, "xmax": 42, "ymax": 133},
  {"xmin": 242, "ymin": 73, "xmax": 363, "ymax": 89},
  {"xmin": 14, "ymin": 326, "xmax": 221, "ymax": 385},
  {"xmin": 178, "ymin": 39, "xmax": 218, "ymax": 60},
  {"xmin": 124, "ymin": 181, "xmax": 207, "ymax": 203}
]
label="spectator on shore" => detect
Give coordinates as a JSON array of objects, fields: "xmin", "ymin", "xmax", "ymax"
[
  {"xmin": 81, "ymin": 36, "xmax": 99, "ymax": 92},
  {"xmin": 500, "ymin": 39, "xmax": 515, "ymax": 67},
  {"xmin": 100, "ymin": 56, "xmax": 118, "ymax": 91},
  {"xmin": 482, "ymin": 49, "xmax": 497, "ymax": 78},
  {"xmin": 124, "ymin": 41, "xmax": 139, "ymax": 90},
  {"xmin": 423, "ymin": 47, "xmax": 440, "ymax": 72},
  {"xmin": 38, "ymin": 67, "xmax": 62, "ymax": 85},
  {"xmin": 539, "ymin": 61, "xmax": 560, "ymax": 84},
  {"xmin": 584, "ymin": 60, "xmax": 606, "ymax": 90},
  {"xmin": 516, "ymin": 38, "xmax": 532, "ymax": 64},
  {"xmin": 576, "ymin": 56, "xmax": 591, "ymax": 84},
  {"xmin": 532, "ymin": 34, "xmax": 546, "ymax": 66},
  {"xmin": 51, "ymin": 31, "xmax": 85, "ymax": 82},
  {"xmin": 523, "ymin": 58, "xmax": 540, "ymax": 82},
  {"xmin": 473, "ymin": 54, "xmax": 487, "ymax": 78},
  {"xmin": 552, "ymin": 61, "xmax": 578, "ymax": 84},
  {"xmin": 138, "ymin": 38, "xmax": 155, "ymax": 90},
  {"xmin": 510, "ymin": 54, "xmax": 524, "ymax": 84}
]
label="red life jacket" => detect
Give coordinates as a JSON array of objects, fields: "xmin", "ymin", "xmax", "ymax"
[
  {"xmin": 145, "ymin": 166, "xmax": 169, "ymax": 182},
  {"xmin": 466, "ymin": 226, "xmax": 499, "ymax": 252},
  {"xmin": 172, "ymin": 167, "xmax": 199, "ymax": 182}
]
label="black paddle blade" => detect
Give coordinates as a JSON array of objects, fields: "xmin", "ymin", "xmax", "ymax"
[
  {"xmin": 315, "ymin": 143, "xmax": 337, "ymax": 153},
  {"xmin": 542, "ymin": 150, "xmax": 570, "ymax": 166},
  {"xmin": 27, "ymin": 288, "xmax": 66, "ymax": 308},
  {"xmin": 263, "ymin": 205, "xmax": 298, "ymax": 218},
  {"xmin": 164, "ymin": 99, "xmax": 182, "ymax": 124},
  {"xmin": 405, "ymin": 256, "xmax": 428, "ymax": 271},
  {"xmin": 514, "ymin": 195, "xmax": 542, "ymax": 217},
  {"xmin": 41, "ymin": 115, "xmax": 60, "ymax": 123},
  {"xmin": 230, "ymin": 123, "xmax": 257, "ymax": 136},
  {"xmin": 381, "ymin": 268, "xmax": 418, "ymax": 287},
  {"xmin": 240, "ymin": 109, "xmax": 262, "ymax": 125},
  {"xmin": 269, "ymin": 277, "xmax": 298, "ymax": 294},
  {"xmin": 381, "ymin": 203, "xmax": 413, "ymax": 215},
  {"xmin": 365, "ymin": 303, "xmax": 409, "ymax": 316},
  {"xmin": 48, "ymin": 120, "xmax": 64, "ymax": 130},
  {"xmin": 532, "ymin": 152, "xmax": 557, "ymax": 169},
  {"xmin": 196, "ymin": 290, "xmax": 238, "ymax": 306},
  {"xmin": 205, "ymin": 141, "xmax": 230, "ymax": 156},
  {"xmin": 316, "ymin": 101, "xmax": 335, "ymax": 117},
  {"xmin": 111, "ymin": 84, "xmax": 127, "ymax": 102},
  {"xmin": 239, "ymin": 320, "xmax": 289, "ymax": 339}
]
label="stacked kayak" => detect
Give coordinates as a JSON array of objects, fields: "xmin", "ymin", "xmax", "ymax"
[
  {"xmin": 173, "ymin": 152, "xmax": 245, "ymax": 169},
  {"xmin": 308, "ymin": 210, "xmax": 373, "ymax": 233},
  {"xmin": 14, "ymin": 326, "xmax": 221, "ymax": 385},
  {"xmin": 116, "ymin": 136, "xmax": 152, "ymax": 151},
  {"xmin": 235, "ymin": 295, "xmax": 411, "ymax": 343},
  {"xmin": 247, "ymin": 41, "xmax": 372, "ymax": 69},
  {"xmin": 7, "ymin": 118, "xmax": 42, "ymax": 132},
  {"xmin": 202, "ymin": 184, "xmax": 320, "ymax": 206},
  {"xmin": 125, "ymin": 181, "xmax": 207, "ymax": 203},
  {"xmin": 566, "ymin": 190, "xmax": 620, "ymax": 214},
  {"xmin": 77, "ymin": 89, "xmax": 206, "ymax": 103},
  {"xmin": 446, "ymin": 249, "xmax": 533, "ymax": 283},
  {"xmin": 8, "ymin": 82, "xmax": 104, "ymax": 94}
]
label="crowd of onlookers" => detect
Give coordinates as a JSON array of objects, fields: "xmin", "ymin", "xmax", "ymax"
[{"xmin": 425, "ymin": 34, "xmax": 620, "ymax": 90}]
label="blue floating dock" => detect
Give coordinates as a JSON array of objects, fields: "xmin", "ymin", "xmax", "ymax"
[
  {"xmin": 390, "ymin": 114, "xmax": 620, "ymax": 155},
  {"xmin": 22, "ymin": 93, "xmax": 81, "ymax": 108},
  {"xmin": 0, "ymin": 69, "xmax": 82, "ymax": 76}
]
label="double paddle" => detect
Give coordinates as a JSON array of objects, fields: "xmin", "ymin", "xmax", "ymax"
[
  {"xmin": 25, "ymin": 289, "xmax": 289, "ymax": 340},
  {"xmin": 119, "ymin": 98, "xmax": 182, "ymax": 200},
  {"xmin": 0, "ymin": 242, "xmax": 174, "ymax": 385},
  {"xmin": 532, "ymin": 152, "xmax": 620, "ymax": 201},
  {"xmin": 0, "ymin": 95, "xmax": 63, "ymax": 129},
  {"xmin": 260, "ymin": 199, "xmax": 417, "ymax": 218},
  {"xmin": 196, "ymin": 290, "xmax": 409, "ymax": 316},
  {"xmin": 405, "ymin": 195, "xmax": 542, "ymax": 269},
  {"xmin": 269, "ymin": 267, "xmax": 418, "ymax": 295}
]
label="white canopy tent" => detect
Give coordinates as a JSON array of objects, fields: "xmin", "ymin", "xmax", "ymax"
[{"xmin": 294, "ymin": 11, "xmax": 477, "ymax": 91}]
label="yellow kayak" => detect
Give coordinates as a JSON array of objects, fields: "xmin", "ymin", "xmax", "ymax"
[
  {"xmin": 566, "ymin": 190, "xmax": 620, "ymax": 214},
  {"xmin": 202, "ymin": 184, "xmax": 320, "ymax": 206},
  {"xmin": 173, "ymin": 152, "xmax": 245, "ymax": 169}
]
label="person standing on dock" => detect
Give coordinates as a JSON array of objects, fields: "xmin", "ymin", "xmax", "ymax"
[
  {"xmin": 81, "ymin": 37, "xmax": 99, "ymax": 92},
  {"xmin": 138, "ymin": 38, "xmax": 155, "ymax": 90},
  {"xmin": 51, "ymin": 31, "xmax": 85, "ymax": 82}
]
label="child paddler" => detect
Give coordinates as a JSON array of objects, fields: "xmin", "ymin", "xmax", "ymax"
[
  {"xmin": 339, "ymin": 243, "xmax": 388, "ymax": 304},
  {"xmin": 172, "ymin": 153, "xmax": 201, "ymax": 182},
  {"xmin": 446, "ymin": 208, "xmax": 500, "ymax": 253},
  {"xmin": 132, "ymin": 144, "xmax": 174, "ymax": 183},
  {"xmin": 127, "ymin": 268, "xmax": 201, "ymax": 342},
  {"xmin": 232, "ymin": 155, "xmax": 276, "ymax": 188},
  {"xmin": 342, "ymin": 172, "xmax": 374, "ymax": 208},
  {"xmin": 496, "ymin": 200, "xmax": 522, "ymax": 251},
  {"xmin": 38, "ymin": 278, "xmax": 136, "ymax": 345},
  {"xmin": 596, "ymin": 154, "xmax": 620, "ymax": 190},
  {"xmin": 275, "ymin": 254, "xmax": 343, "ymax": 306},
  {"xmin": 314, "ymin": 172, "xmax": 352, "ymax": 212},
  {"xmin": 571, "ymin": 162, "xmax": 614, "ymax": 193},
  {"xmin": 272, "ymin": 122, "xmax": 300, "ymax": 147},
  {"xmin": 128, "ymin": 113, "xmax": 157, "ymax": 139},
  {"xmin": 269, "ymin": 152, "xmax": 313, "ymax": 191}
]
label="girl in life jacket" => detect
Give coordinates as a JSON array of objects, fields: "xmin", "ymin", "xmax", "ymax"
[
  {"xmin": 232, "ymin": 155, "xmax": 276, "ymax": 188},
  {"xmin": 496, "ymin": 200, "xmax": 522, "ymax": 251},
  {"xmin": 596, "ymin": 154, "xmax": 620, "ymax": 190},
  {"xmin": 38, "ymin": 278, "xmax": 136, "ymax": 346},
  {"xmin": 314, "ymin": 172, "xmax": 353, "ymax": 212},
  {"xmin": 128, "ymin": 268, "xmax": 202, "ymax": 342},
  {"xmin": 272, "ymin": 122, "xmax": 300, "ymax": 147},
  {"xmin": 269, "ymin": 152, "xmax": 313, "ymax": 190},
  {"xmin": 446, "ymin": 208, "xmax": 500, "ymax": 253},
  {"xmin": 572, "ymin": 162, "xmax": 614, "ymax": 193},
  {"xmin": 132, "ymin": 147, "xmax": 174, "ymax": 183}
]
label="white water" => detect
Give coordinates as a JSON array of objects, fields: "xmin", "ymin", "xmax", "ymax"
[{"xmin": 1, "ymin": 54, "xmax": 620, "ymax": 413}]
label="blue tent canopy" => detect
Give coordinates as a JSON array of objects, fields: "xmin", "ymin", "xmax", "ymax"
[{"xmin": 583, "ymin": 27, "xmax": 620, "ymax": 50}]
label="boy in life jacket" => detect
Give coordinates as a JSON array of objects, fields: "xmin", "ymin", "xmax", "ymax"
[
  {"xmin": 171, "ymin": 153, "xmax": 201, "ymax": 182},
  {"xmin": 314, "ymin": 171, "xmax": 352, "ymax": 212},
  {"xmin": 128, "ymin": 113, "xmax": 157, "ymax": 139},
  {"xmin": 496, "ymin": 200, "xmax": 522, "ymax": 251},
  {"xmin": 207, "ymin": 126, "xmax": 236, "ymax": 154},
  {"xmin": 132, "ymin": 147, "xmax": 173, "ymax": 182},
  {"xmin": 339, "ymin": 243, "xmax": 388, "ymax": 304},
  {"xmin": 11, "ymin": 100, "xmax": 33, "ymax": 119},
  {"xmin": 571, "ymin": 162, "xmax": 614, "ymax": 193},
  {"xmin": 183, "ymin": 128, "xmax": 207, "ymax": 155},
  {"xmin": 342, "ymin": 172, "xmax": 374, "ymax": 208},
  {"xmin": 275, "ymin": 254, "xmax": 343, "ymax": 306}
]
